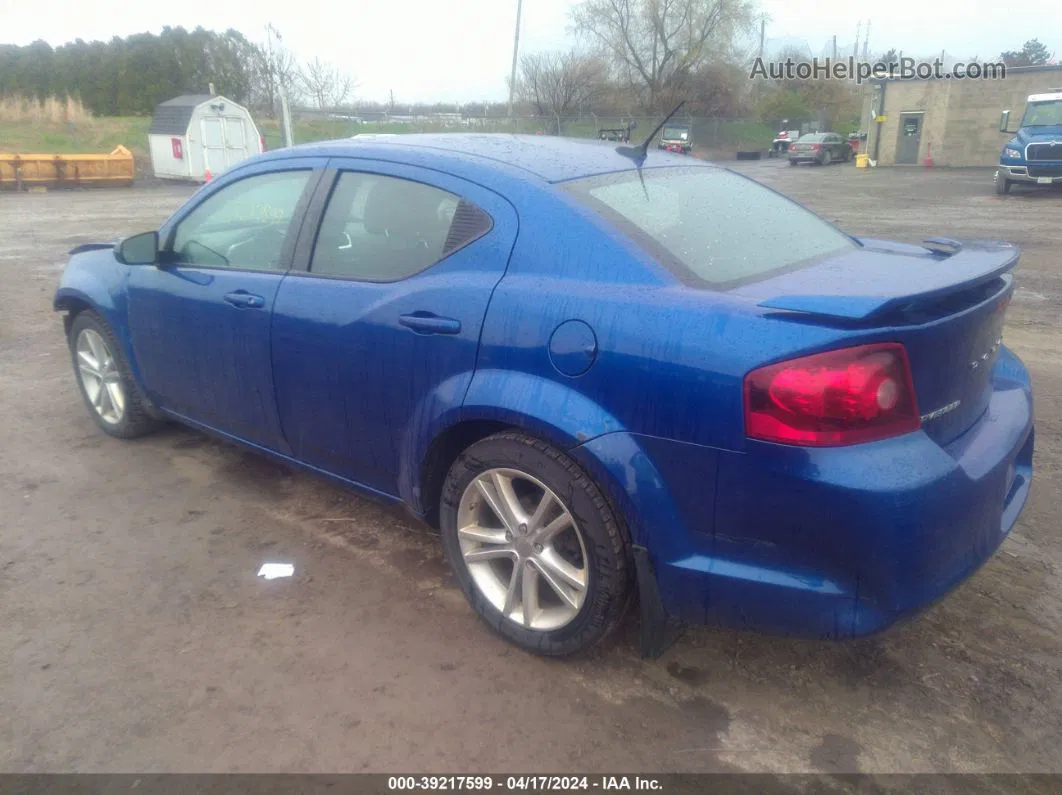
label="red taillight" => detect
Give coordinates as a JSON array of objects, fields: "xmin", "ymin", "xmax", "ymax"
[
  {"xmin": 744, "ymin": 343, "xmax": 920, "ymax": 446},
  {"xmin": 811, "ymin": 143, "xmax": 820, "ymax": 151},
  {"xmin": 788, "ymin": 142, "xmax": 796, "ymax": 151}
]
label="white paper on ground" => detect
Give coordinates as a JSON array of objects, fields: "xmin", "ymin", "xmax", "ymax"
[{"xmin": 257, "ymin": 563, "xmax": 295, "ymax": 580}]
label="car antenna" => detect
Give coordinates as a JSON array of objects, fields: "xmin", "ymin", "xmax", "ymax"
[{"xmin": 616, "ymin": 101, "xmax": 686, "ymax": 165}]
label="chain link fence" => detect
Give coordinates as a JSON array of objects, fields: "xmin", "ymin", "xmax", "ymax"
[{"xmin": 268, "ymin": 114, "xmax": 786, "ymax": 154}]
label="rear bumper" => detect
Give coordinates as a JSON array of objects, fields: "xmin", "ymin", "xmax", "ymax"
[{"xmin": 576, "ymin": 346, "xmax": 1034, "ymax": 639}]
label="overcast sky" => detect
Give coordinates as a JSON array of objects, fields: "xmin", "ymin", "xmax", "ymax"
[{"xmin": 6, "ymin": 0, "xmax": 1061, "ymax": 103}]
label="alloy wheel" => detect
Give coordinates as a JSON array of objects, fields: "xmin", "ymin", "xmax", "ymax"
[
  {"xmin": 75, "ymin": 329, "xmax": 125, "ymax": 425},
  {"xmin": 456, "ymin": 468, "xmax": 589, "ymax": 631}
]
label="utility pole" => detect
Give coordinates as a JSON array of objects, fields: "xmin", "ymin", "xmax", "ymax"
[
  {"xmin": 264, "ymin": 24, "xmax": 278, "ymax": 118},
  {"xmin": 832, "ymin": 35, "xmax": 838, "ymax": 61},
  {"xmin": 755, "ymin": 16, "xmax": 766, "ymax": 106},
  {"xmin": 267, "ymin": 24, "xmax": 294, "ymax": 147},
  {"xmin": 862, "ymin": 21, "xmax": 870, "ymax": 60},
  {"xmin": 853, "ymin": 21, "xmax": 861, "ymax": 58},
  {"xmin": 279, "ymin": 85, "xmax": 294, "ymax": 147},
  {"xmin": 507, "ymin": 0, "xmax": 524, "ymax": 118}
]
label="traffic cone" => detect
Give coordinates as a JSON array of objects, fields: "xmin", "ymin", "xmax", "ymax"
[
  {"xmin": 922, "ymin": 143, "xmax": 935, "ymax": 168},
  {"xmin": 204, "ymin": 168, "xmax": 213, "ymax": 183}
]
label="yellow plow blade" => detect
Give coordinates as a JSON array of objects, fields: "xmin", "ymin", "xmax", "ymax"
[{"xmin": 0, "ymin": 146, "xmax": 134, "ymax": 189}]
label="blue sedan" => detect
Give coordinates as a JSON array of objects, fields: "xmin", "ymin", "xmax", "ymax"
[{"xmin": 54, "ymin": 134, "xmax": 1034, "ymax": 657}]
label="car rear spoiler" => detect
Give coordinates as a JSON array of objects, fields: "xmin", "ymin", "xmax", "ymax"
[{"xmin": 757, "ymin": 241, "xmax": 1020, "ymax": 323}]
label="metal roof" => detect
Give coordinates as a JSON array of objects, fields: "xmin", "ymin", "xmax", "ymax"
[{"xmin": 148, "ymin": 95, "xmax": 225, "ymax": 136}]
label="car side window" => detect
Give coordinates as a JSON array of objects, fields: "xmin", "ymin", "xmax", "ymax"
[
  {"xmin": 309, "ymin": 171, "xmax": 492, "ymax": 281},
  {"xmin": 170, "ymin": 170, "xmax": 311, "ymax": 271}
]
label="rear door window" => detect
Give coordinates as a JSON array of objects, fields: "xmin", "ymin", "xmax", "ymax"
[
  {"xmin": 563, "ymin": 166, "xmax": 855, "ymax": 286},
  {"xmin": 309, "ymin": 171, "xmax": 492, "ymax": 281}
]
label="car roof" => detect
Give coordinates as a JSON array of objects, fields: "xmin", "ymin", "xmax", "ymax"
[{"xmin": 257, "ymin": 133, "xmax": 709, "ymax": 183}]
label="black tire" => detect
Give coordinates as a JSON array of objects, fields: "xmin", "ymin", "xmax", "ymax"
[
  {"xmin": 821, "ymin": 150, "xmax": 832, "ymax": 166},
  {"xmin": 995, "ymin": 171, "xmax": 1012, "ymax": 195},
  {"xmin": 68, "ymin": 310, "xmax": 163, "ymax": 439},
  {"xmin": 843, "ymin": 147, "xmax": 851, "ymax": 162},
  {"xmin": 789, "ymin": 159, "xmax": 798, "ymax": 166},
  {"xmin": 440, "ymin": 431, "xmax": 632, "ymax": 656}
]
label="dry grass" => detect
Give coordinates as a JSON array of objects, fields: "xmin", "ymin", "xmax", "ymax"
[
  {"xmin": 0, "ymin": 113, "xmax": 150, "ymax": 160},
  {"xmin": 0, "ymin": 94, "xmax": 92, "ymax": 124}
]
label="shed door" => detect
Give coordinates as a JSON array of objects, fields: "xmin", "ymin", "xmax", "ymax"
[
  {"xmin": 201, "ymin": 117, "xmax": 226, "ymax": 176},
  {"xmin": 223, "ymin": 117, "xmax": 250, "ymax": 167},
  {"xmin": 895, "ymin": 113, "xmax": 923, "ymax": 165}
]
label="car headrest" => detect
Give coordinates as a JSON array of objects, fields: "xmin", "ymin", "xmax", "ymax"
[{"xmin": 364, "ymin": 178, "xmax": 439, "ymax": 238}]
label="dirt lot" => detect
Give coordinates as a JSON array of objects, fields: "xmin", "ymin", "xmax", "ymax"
[{"xmin": 1, "ymin": 161, "xmax": 1060, "ymax": 774}]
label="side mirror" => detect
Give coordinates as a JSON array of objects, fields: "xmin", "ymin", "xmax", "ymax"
[
  {"xmin": 999, "ymin": 110, "xmax": 1011, "ymax": 133},
  {"xmin": 116, "ymin": 231, "xmax": 159, "ymax": 265}
]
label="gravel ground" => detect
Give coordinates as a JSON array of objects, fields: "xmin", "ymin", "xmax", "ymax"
[{"xmin": 1, "ymin": 162, "xmax": 1060, "ymax": 774}]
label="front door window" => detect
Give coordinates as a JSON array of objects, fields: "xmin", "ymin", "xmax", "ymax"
[{"xmin": 169, "ymin": 170, "xmax": 311, "ymax": 271}]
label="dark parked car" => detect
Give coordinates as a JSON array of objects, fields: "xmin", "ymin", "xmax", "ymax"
[
  {"xmin": 55, "ymin": 135, "xmax": 1033, "ymax": 657},
  {"xmin": 789, "ymin": 132, "xmax": 852, "ymax": 165}
]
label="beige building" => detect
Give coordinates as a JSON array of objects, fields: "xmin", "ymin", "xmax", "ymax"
[{"xmin": 862, "ymin": 64, "xmax": 1062, "ymax": 166}]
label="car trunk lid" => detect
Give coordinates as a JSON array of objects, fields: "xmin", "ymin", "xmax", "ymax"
[{"xmin": 731, "ymin": 238, "xmax": 1019, "ymax": 445}]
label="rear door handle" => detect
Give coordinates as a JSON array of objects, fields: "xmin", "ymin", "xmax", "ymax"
[
  {"xmin": 223, "ymin": 291, "xmax": 266, "ymax": 309},
  {"xmin": 398, "ymin": 313, "xmax": 462, "ymax": 335}
]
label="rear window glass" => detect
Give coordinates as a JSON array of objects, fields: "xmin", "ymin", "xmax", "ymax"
[
  {"xmin": 562, "ymin": 166, "xmax": 855, "ymax": 286},
  {"xmin": 800, "ymin": 133, "xmax": 828, "ymax": 142}
]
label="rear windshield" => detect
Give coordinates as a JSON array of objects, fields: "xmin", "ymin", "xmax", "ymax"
[
  {"xmin": 799, "ymin": 133, "xmax": 828, "ymax": 142},
  {"xmin": 662, "ymin": 126, "xmax": 689, "ymax": 139},
  {"xmin": 562, "ymin": 166, "xmax": 856, "ymax": 286}
]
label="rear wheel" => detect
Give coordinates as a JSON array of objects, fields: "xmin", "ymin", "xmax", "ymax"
[
  {"xmin": 440, "ymin": 431, "xmax": 631, "ymax": 656},
  {"xmin": 995, "ymin": 170, "xmax": 1012, "ymax": 195},
  {"xmin": 68, "ymin": 311, "xmax": 162, "ymax": 439},
  {"xmin": 821, "ymin": 150, "xmax": 832, "ymax": 166}
]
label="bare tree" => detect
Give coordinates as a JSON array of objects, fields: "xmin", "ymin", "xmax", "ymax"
[
  {"xmin": 687, "ymin": 60, "xmax": 746, "ymax": 117},
  {"xmin": 758, "ymin": 46, "xmax": 860, "ymax": 131},
  {"xmin": 571, "ymin": 0, "xmax": 754, "ymax": 111},
  {"xmin": 518, "ymin": 50, "xmax": 607, "ymax": 133},
  {"xmin": 300, "ymin": 57, "xmax": 357, "ymax": 110},
  {"xmin": 251, "ymin": 25, "xmax": 302, "ymax": 117}
]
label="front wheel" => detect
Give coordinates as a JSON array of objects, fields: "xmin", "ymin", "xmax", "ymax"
[
  {"xmin": 68, "ymin": 311, "xmax": 162, "ymax": 438},
  {"xmin": 440, "ymin": 432, "xmax": 632, "ymax": 656},
  {"xmin": 995, "ymin": 170, "xmax": 1012, "ymax": 195}
]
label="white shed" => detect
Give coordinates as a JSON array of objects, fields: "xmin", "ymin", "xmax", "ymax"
[{"xmin": 148, "ymin": 94, "xmax": 263, "ymax": 182}]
